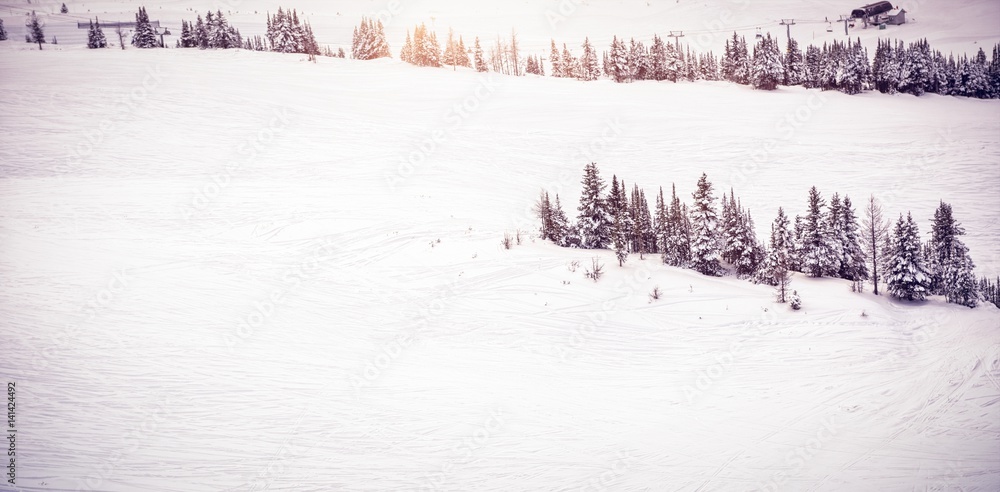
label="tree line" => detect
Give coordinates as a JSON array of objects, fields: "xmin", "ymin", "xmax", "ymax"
[{"xmin": 534, "ymin": 163, "xmax": 984, "ymax": 308}]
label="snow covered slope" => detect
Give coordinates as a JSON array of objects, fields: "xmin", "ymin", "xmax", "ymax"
[{"xmin": 1, "ymin": 3, "xmax": 1000, "ymax": 492}]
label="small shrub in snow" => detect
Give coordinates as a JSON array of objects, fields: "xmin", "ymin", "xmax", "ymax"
[
  {"xmin": 567, "ymin": 260, "xmax": 580, "ymax": 273},
  {"xmin": 649, "ymin": 286, "xmax": 662, "ymax": 303},
  {"xmin": 516, "ymin": 229, "xmax": 523, "ymax": 245},
  {"xmin": 502, "ymin": 232, "xmax": 513, "ymax": 250},
  {"xmin": 790, "ymin": 290, "xmax": 802, "ymax": 310},
  {"xmin": 585, "ymin": 257, "xmax": 604, "ymax": 282}
]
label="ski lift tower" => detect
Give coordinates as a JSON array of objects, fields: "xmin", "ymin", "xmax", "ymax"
[
  {"xmin": 780, "ymin": 19, "xmax": 796, "ymax": 45},
  {"xmin": 667, "ymin": 31, "xmax": 684, "ymax": 50}
]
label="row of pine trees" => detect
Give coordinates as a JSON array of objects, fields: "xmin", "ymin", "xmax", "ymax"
[
  {"xmin": 81, "ymin": 6, "xmax": 335, "ymax": 57},
  {"xmin": 61, "ymin": 12, "xmax": 1000, "ymax": 99},
  {"xmin": 534, "ymin": 163, "xmax": 983, "ymax": 308},
  {"xmin": 346, "ymin": 14, "xmax": 1000, "ymax": 100}
]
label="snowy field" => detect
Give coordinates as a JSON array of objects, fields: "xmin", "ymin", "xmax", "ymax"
[{"xmin": 2, "ymin": 1, "xmax": 1000, "ymax": 491}]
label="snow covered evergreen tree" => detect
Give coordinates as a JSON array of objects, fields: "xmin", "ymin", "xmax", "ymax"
[
  {"xmin": 550, "ymin": 194, "xmax": 570, "ymax": 246},
  {"xmin": 474, "ymin": 37, "xmax": 486, "ymax": 72},
  {"xmin": 730, "ymin": 33, "xmax": 751, "ymax": 85},
  {"xmin": 900, "ymin": 38, "xmax": 932, "ymax": 96},
  {"xmin": 928, "ymin": 201, "xmax": 978, "ymax": 307},
  {"xmin": 838, "ymin": 196, "xmax": 869, "ymax": 286},
  {"xmin": 608, "ymin": 36, "xmax": 630, "ymax": 83},
  {"xmin": 0, "ymin": 18, "xmax": 7, "ymax": 41},
  {"xmin": 751, "ymin": 33, "xmax": 783, "ymax": 90},
  {"xmin": 195, "ymin": 14, "xmax": 208, "ymax": 49},
  {"xmin": 887, "ymin": 213, "xmax": 931, "ymax": 301},
  {"xmin": 579, "ymin": 37, "xmax": 601, "ymax": 81},
  {"xmin": 87, "ymin": 19, "xmax": 108, "ymax": 49},
  {"xmin": 689, "ymin": 173, "xmax": 722, "ymax": 276},
  {"xmin": 759, "ymin": 207, "xmax": 793, "ymax": 302},
  {"xmin": 662, "ymin": 184, "xmax": 691, "ymax": 267},
  {"xmin": 27, "ymin": 11, "xmax": 45, "ymax": 49},
  {"xmin": 803, "ymin": 44, "xmax": 823, "ymax": 89},
  {"xmin": 352, "ymin": 17, "xmax": 390, "ymax": 60},
  {"xmin": 799, "ymin": 187, "xmax": 835, "ymax": 277},
  {"xmin": 784, "ymin": 38, "xmax": 806, "ymax": 86},
  {"xmin": 131, "ymin": 7, "xmax": 158, "ymax": 48},
  {"xmin": 576, "ymin": 163, "xmax": 611, "ymax": 250}
]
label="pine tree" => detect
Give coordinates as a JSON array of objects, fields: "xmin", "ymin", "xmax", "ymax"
[
  {"xmin": 928, "ymin": 202, "xmax": 978, "ymax": 307},
  {"xmin": 751, "ymin": 33, "xmax": 783, "ymax": 90},
  {"xmin": 549, "ymin": 39, "xmax": 562, "ymax": 77},
  {"xmin": 612, "ymin": 207, "xmax": 629, "ymax": 267},
  {"xmin": 900, "ymin": 38, "xmax": 932, "ymax": 96},
  {"xmin": 784, "ymin": 38, "xmax": 806, "ymax": 85},
  {"xmin": 534, "ymin": 190, "xmax": 554, "ymax": 241},
  {"xmin": 608, "ymin": 36, "xmax": 629, "ymax": 83},
  {"xmin": 561, "ymin": 43, "xmax": 577, "ymax": 78},
  {"xmin": 579, "ymin": 37, "xmax": 600, "ymax": 81},
  {"xmin": 887, "ymin": 213, "xmax": 931, "ymax": 301},
  {"xmin": 195, "ymin": 14, "xmax": 208, "ymax": 49},
  {"xmin": 803, "ymin": 44, "xmax": 823, "ymax": 89},
  {"xmin": 0, "ymin": 18, "xmax": 7, "ymax": 41},
  {"xmin": 87, "ymin": 18, "xmax": 108, "ymax": 49},
  {"xmin": 474, "ymin": 37, "xmax": 486, "ymax": 72},
  {"xmin": 27, "ymin": 11, "xmax": 44, "ymax": 49},
  {"xmin": 799, "ymin": 187, "xmax": 835, "ymax": 277},
  {"xmin": 760, "ymin": 207, "xmax": 793, "ymax": 302},
  {"xmin": 662, "ymin": 183, "xmax": 691, "ymax": 267},
  {"xmin": 838, "ymin": 196, "xmax": 869, "ymax": 286},
  {"xmin": 732, "ymin": 34, "xmax": 751, "ymax": 84},
  {"xmin": 689, "ymin": 174, "xmax": 722, "ymax": 276},
  {"xmin": 550, "ymin": 195, "xmax": 570, "ymax": 246},
  {"xmin": 577, "ymin": 163, "xmax": 611, "ymax": 250},
  {"xmin": 654, "ymin": 187, "xmax": 669, "ymax": 255},
  {"xmin": 131, "ymin": 7, "xmax": 158, "ymax": 48},
  {"xmin": 60, "ymin": 3, "xmax": 68, "ymax": 14}
]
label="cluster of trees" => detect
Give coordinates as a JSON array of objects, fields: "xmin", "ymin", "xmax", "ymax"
[
  {"xmin": 178, "ymin": 10, "xmax": 243, "ymax": 49},
  {"xmin": 130, "ymin": 7, "xmax": 160, "ymax": 48},
  {"xmin": 25, "ymin": 11, "xmax": 45, "ymax": 49},
  {"xmin": 871, "ymin": 39, "xmax": 997, "ymax": 98},
  {"xmin": 351, "ymin": 17, "xmax": 390, "ymax": 60},
  {"xmin": 720, "ymin": 33, "xmax": 1000, "ymax": 98},
  {"xmin": 441, "ymin": 29, "xmax": 471, "ymax": 69},
  {"xmin": 86, "ymin": 19, "xmax": 108, "ymax": 49},
  {"xmin": 386, "ymin": 20, "xmax": 1000, "ymax": 100},
  {"xmin": 980, "ymin": 277, "xmax": 1000, "ymax": 309},
  {"xmin": 400, "ymin": 23, "xmax": 441, "ymax": 67},
  {"xmin": 262, "ymin": 7, "xmax": 319, "ymax": 55},
  {"xmin": 534, "ymin": 163, "xmax": 982, "ymax": 308},
  {"xmin": 549, "ymin": 35, "xmax": 716, "ymax": 83}
]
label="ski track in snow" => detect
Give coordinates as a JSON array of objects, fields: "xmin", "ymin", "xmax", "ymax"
[{"xmin": 2, "ymin": 1, "xmax": 1000, "ymax": 490}]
